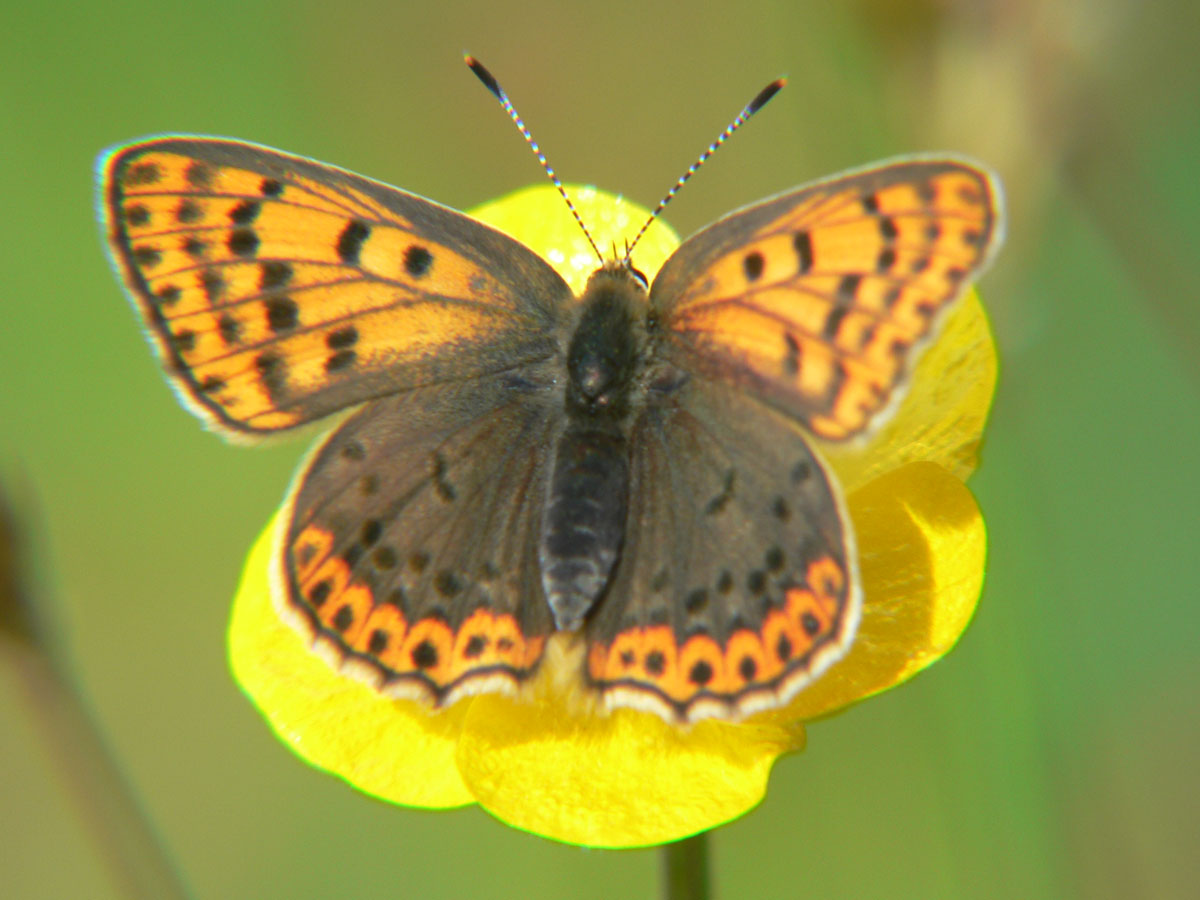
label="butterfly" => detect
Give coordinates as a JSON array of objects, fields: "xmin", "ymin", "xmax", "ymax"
[{"xmin": 99, "ymin": 70, "xmax": 1001, "ymax": 724}]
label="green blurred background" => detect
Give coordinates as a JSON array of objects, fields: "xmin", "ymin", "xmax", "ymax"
[{"xmin": 2, "ymin": 0, "xmax": 1197, "ymax": 897}]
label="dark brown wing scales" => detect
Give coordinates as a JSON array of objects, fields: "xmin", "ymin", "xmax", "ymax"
[
  {"xmin": 283, "ymin": 375, "xmax": 559, "ymax": 703},
  {"xmin": 585, "ymin": 377, "xmax": 859, "ymax": 721},
  {"xmin": 651, "ymin": 159, "xmax": 1001, "ymax": 440},
  {"xmin": 103, "ymin": 138, "xmax": 572, "ymax": 437}
]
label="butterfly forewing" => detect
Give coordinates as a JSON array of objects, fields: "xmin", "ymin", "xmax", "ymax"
[
  {"xmin": 104, "ymin": 138, "xmax": 573, "ymax": 437},
  {"xmin": 650, "ymin": 159, "xmax": 1001, "ymax": 441},
  {"xmin": 585, "ymin": 376, "xmax": 858, "ymax": 721},
  {"xmin": 281, "ymin": 376, "xmax": 559, "ymax": 703}
]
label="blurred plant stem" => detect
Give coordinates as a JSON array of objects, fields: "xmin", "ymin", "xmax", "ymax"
[
  {"xmin": 0, "ymin": 485, "xmax": 193, "ymax": 900},
  {"xmin": 661, "ymin": 831, "xmax": 711, "ymax": 900}
]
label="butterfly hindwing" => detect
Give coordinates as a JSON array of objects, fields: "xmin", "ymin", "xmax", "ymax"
[
  {"xmin": 585, "ymin": 375, "xmax": 859, "ymax": 721},
  {"xmin": 282, "ymin": 374, "xmax": 561, "ymax": 703},
  {"xmin": 650, "ymin": 158, "xmax": 1002, "ymax": 441},
  {"xmin": 103, "ymin": 138, "xmax": 573, "ymax": 437}
]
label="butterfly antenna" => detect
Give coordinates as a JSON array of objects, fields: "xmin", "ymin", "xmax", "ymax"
[
  {"xmin": 466, "ymin": 54, "xmax": 604, "ymax": 263},
  {"xmin": 624, "ymin": 77, "xmax": 787, "ymax": 263}
]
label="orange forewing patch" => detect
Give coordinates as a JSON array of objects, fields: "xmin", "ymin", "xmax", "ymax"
[
  {"xmin": 664, "ymin": 162, "xmax": 999, "ymax": 441},
  {"xmin": 106, "ymin": 142, "xmax": 561, "ymax": 436}
]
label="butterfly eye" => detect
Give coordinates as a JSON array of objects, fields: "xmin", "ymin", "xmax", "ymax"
[{"xmin": 629, "ymin": 266, "xmax": 649, "ymax": 288}]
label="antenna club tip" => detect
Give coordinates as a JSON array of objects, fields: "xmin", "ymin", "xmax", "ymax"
[
  {"xmin": 748, "ymin": 77, "xmax": 787, "ymax": 114},
  {"xmin": 465, "ymin": 55, "xmax": 504, "ymax": 99}
]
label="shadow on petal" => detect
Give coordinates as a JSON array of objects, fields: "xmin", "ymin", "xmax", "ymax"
[
  {"xmin": 228, "ymin": 514, "xmax": 475, "ymax": 808},
  {"xmin": 777, "ymin": 461, "xmax": 986, "ymax": 722}
]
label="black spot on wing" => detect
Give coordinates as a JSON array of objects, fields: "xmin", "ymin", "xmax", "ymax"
[
  {"xmin": 332, "ymin": 604, "xmax": 354, "ymax": 632},
  {"xmin": 183, "ymin": 236, "xmax": 208, "ymax": 259},
  {"xmin": 229, "ymin": 200, "xmax": 262, "ymax": 225},
  {"xmin": 200, "ymin": 268, "xmax": 225, "ymax": 301},
  {"xmin": 836, "ymin": 274, "xmax": 861, "ymax": 304},
  {"xmin": 783, "ymin": 332, "xmax": 800, "ymax": 376},
  {"xmin": 217, "ymin": 313, "xmax": 242, "ymax": 345},
  {"xmin": 260, "ymin": 260, "xmax": 293, "ymax": 290},
  {"xmin": 739, "ymin": 656, "xmax": 758, "ymax": 680},
  {"xmin": 175, "ymin": 200, "xmax": 202, "ymax": 223},
  {"xmin": 255, "ymin": 351, "xmax": 287, "ymax": 401},
  {"xmin": 337, "ymin": 220, "xmax": 371, "ymax": 264},
  {"xmin": 308, "ymin": 579, "xmax": 332, "ymax": 606},
  {"xmin": 228, "ymin": 227, "xmax": 259, "ymax": 258},
  {"xmin": 125, "ymin": 204, "xmax": 150, "ymax": 226},
  {"xmin": 704, "ymin": 469, "xmax": 736, "ymax": 516},
  {"xmin": 170, "ymin": 329, "xmax": 196, "ymax": 353},
  {"xmin": 132, "ymin": 245, "xmax": 161, "ymax": 268},
  {"xmin": 823, "ymin": 303, "xmax": 850, "ymax": 341},
  {"xmin": 747, "ymin": 570, "xmax": 766, "ymax": 594},
  {"xmin": 372, "ymin": 546, "xmax": 397, "ymax": 570},
  {"xmin": 775, "ymin": 633, "xmax": 793, "ymax": 661},
  {"xmin": 156, "ymin": 284, "xmax": 181, "ymax": 306},
  {"xmin": 124, "ymin": 161, "xmax": 161, "ymax": 186},
  {"xmin": 404, "ymin": 244, "xmax": 433, "ymax": 277},
  {"xmin": 688, "ymin": 660, "xmax": 714, "ymax": 686},
  {"xmin": 265, "ymin": 297, "xmax": 299, "ymax": 333},
  {"xmin": 411, "ymin": 640, "xmax": 438, "ymax": 669},
  {"xmin": 794, "ymin": 231, "xmax": 813, "ymax": 273},
  {"xmin": 368, "ymin": 629, "xmax": 389, "ymax": 654},
  {"xmin": 434, "ymin": 571, "xmax": 463, "ymax": 598},
  {"xmin": 326, "ymin": 350, "xmax": 357, "ymax": 372},
  {"xmin": 185, "ymin": 161, "xmax": 214, "ymax": 187},
  {"xmin": 326, "ymin": 326, "xmax": 358, "ymax": 349},
  {"xmin": 743, "ymin": 251, "xmax": 765, "ymax": 282},
  {"xmin": 360, "ymin": 519, "xmax": 382, "ymax": 545},
  {"xmin": 431, "ymin": 452, "xmax": 457, "ymax": 502},
  {"xmin": 324, "ymin": 325, "xmax": 359, "ymax": 373}
]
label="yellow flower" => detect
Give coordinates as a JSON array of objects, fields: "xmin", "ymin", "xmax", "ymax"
[{"xmin": 228, "ymin": 185, "xmax": 996, "ymax": 848}]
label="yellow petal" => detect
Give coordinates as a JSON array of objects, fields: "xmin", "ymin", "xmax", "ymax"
[
  {"xmin": 470, "ymin": 185, "xmax": 680, "ymax": 292},
  {"xmin": 227, "ymin": 513, "xmax": 474, "ymax": 807},
  {"xmin": 778, "ymin": 461, "xmax": 987, "ymax": 721},
  {"xmin": 456, "ymin": 694, "xmax": 804, "ymax": 848}
]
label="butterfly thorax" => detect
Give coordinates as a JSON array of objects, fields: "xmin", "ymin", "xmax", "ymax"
[
  {"xmin": 539, "ymin": 263, "xmax": 649, "ymax": 633},
  {"xmin": 565, "ymin": 264, "xmax": 647, "ymax": 421}
]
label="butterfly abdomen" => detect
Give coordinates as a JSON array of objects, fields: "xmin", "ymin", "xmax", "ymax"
[
  {"xmin": 539, "ymin": 265, "xmax": 649, "ymax": 631},
  {"xmin": 540, "ymin": 428, "xmax": 629, "ymax": 631}
]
